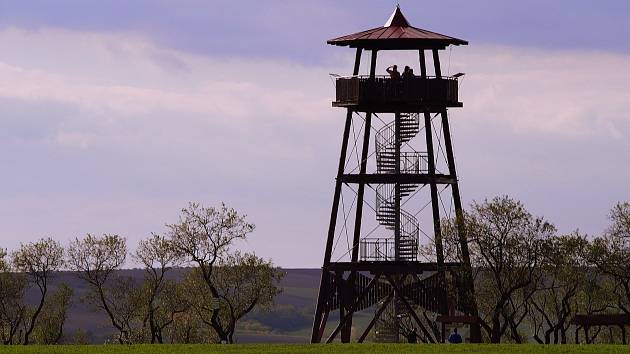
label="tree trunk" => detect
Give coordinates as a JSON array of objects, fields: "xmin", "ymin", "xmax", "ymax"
[
  {"xmin": 54, "ymin": 316, "xmax": 65, "ymax": 344},
  {"xmin": 490, "ymin": 317, "xmax": 502, "ymax": 343},
  {"xmin": 96, "ymin": 285, "xmax": 127, "ymax": 344},
  {"xmin": 24, "ymin": 285, "xmax": 47, "ymax": 345}
]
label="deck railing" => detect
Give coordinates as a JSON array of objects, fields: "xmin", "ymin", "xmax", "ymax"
[
  {"xmin": 359, "ymin": 236, "xmax": 419, "ymax": 262},
  {"xmin": 334, "ymin": 75, "xmax": 459, "ymax": 106},
  {"xmin": 360, "ymin": 238, "xmax": 396, "ymax": 261}
]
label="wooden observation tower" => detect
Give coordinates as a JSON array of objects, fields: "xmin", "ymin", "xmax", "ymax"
[{"xmin": 312, "ymin": 6, "xmax": 481, "ymax": 343}]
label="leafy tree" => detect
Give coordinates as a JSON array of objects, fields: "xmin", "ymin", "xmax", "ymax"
[
  {"xmin": 186, "ymin": 252, "xmax": 283, "ymax": 343},
  {"xmin": 166, "ymin": 307, "xmax": 210, "ymax": 344},
  {"xmin": 590, "ymin": 202, "xmax": 630, "ymax": 315},
  {"xmin": 67, "ymin": 234, "xmax": 132, "ymax": 343},
  {"xmin": 11, "ymin": 238, "xmax": 65, "ymax": 344},
  {"xmin": 168, "ymin": 202, "xmax": 283, "ymax": 343},
  {"xmin": 443, "ymin": 196, "xmax": 555, "ymax": 343},
  {"xmin": 0, "ymin": 249, "xmax": 27, "ymax": 344},
  {"xmin": 32, "ymin": 284, "xmax": 73, "ymax": 344},
  {"xmin": 135, "ymin": 233, "xmax": 186, "ymax": 343},
  {"xmin": 528, "ymin": 233, "xmax": 589, "ymax": 344}
]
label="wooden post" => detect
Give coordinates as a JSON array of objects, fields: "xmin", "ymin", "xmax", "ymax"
[
  {"xmin": 358, "ymin": 291, "xmax": 394, "ymax": 343},
  {"xmin": 343, "ymin": 49, "xmax": 377, "ymax": 343},
  {"xmin": 424, "ymin": 111, "xmax": 446, "ymax": 317},
  {"xmin": 385, "ymin": 275, "xmax": 436, "ymax": 343},
  {"xmin": 419, "ymin": 50, "xmax": 427, "ymax": 78},
  {"xmin": 441, "ymin": 109, "xmax": 482, "ymax": 342},
  {"xmin": 432, "ymin": 49, "xmax": 442, "ymax": 77},
  {"xmin": 326, "ymin": 274, "xmax": 381, "ymax": 343},
  {"xmin": 350, "ymin": 49, "xmax": 377, "ymax": 263},
  {"xmin": 394, "ymin": 113, "xmax": 401, "ymax": 261}
]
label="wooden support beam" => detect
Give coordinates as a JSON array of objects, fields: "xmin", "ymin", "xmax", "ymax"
[
  {"xmin": 327, "ymin": 261, "xmax": 462, "ymax": 273},
  {"xmin": 419, "ymin": 50, "xmax": 427, "ymax": 78},
  {"xmin": 318, "ymin": 309, "xmax": 330, "ymax": 341},
  {"xmin": 432, "ymin": 49, "xmax": 442, "ymax": 78},
  {"xmin": 311, "ymin": 47, "xmax": 364, "ymax": 344},
  {"xmin": 312, "ymin": 270, "xmax": 333, "ymax": 343},
  {"xmin": 424, "ymin": 111, "xmax": 447, "ymax": 322},
  {"xmin": 441, "ymin": 109, "xmax": 481, "ymax": 342},
  {"xmin": 339, "ymin": 173, "xmax": 456, "ymax": 185},
  {"xmin": 343, "ymin": 49, "xmax": 377, "ymax": 343},
  {"xmin": 385, "ymin": 275, "xmax": 436, "ymax": 343},
  {"xmin": 353, "ymin": 48, "xmax": 363, "ymax": 76},
  {"xmin": 358, "ymin": 291, "xmax": 394, "ymax": 343},
  {"xmin": 326, "ymin": 274, "xmax": 382, "ymax": 343}
]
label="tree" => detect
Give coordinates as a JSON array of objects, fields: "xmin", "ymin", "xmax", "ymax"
[
  {"xmin": 444, "ymin": 196, "xmax": 555, "ymax": 343},
  {"xmin": 590, "ymin": 202, "xmax": 630, "ymax": 315},
  {"xmin": 184, "ymin": 252, "xmax": 284, "ymax": 343},
  {"xmin": 32, "ymin": 284, "xmax": 73, "ymax": 344},
  {"xmin": 66, "ymin": 234, "xmax": 132, "ymax": 343},
  {"xmin": 168, "ymin": 202, "xmax": 283, "ymax": 343},
  {"xmin": 0, "ymin": 249, "xmax": 27, "ymax": 344},
  {"xmin": 166, "ymin": 306, "xmax": 209, "ymax": 344},
  {"xmin": 528, "ymin": 233, "xmax": 589, "ymax": 344},
  {"xmin": 11, "ymin": 238, "xmax": 65, "ymax": 345},
  {"xmin": 135, "ymin": 234, "xmax": 186, "ymax": 343}
]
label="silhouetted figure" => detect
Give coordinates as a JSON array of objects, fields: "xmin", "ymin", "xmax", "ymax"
[
  {"xmin": 386, "ymin": 65, "xmax": 400, "ymax": 79},
  {"xmin": 406, "ymin": 328, "xmax": 418, "ymax": 343},
  {"xmin": 448, "ymin": 328, "xmax": 463, "ymax": 344},
  {"xmin": 402, "ymin": 65, "xmax": 415, "ymax": 79}
]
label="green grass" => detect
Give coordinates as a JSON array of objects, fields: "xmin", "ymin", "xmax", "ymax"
[{"xmin": 0, "ymin": 344, "xmax": 628, "ymax": 354}]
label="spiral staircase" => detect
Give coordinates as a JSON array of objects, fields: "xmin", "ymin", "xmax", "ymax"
[{"xmin": 360, "ymin": 113, "xmax": 426, "ymax": 261}]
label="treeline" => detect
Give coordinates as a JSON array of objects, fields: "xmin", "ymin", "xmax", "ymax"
[
  {"xmin": 0, "ymin": 203, "xmax": 284, "ymax": 345},
  {"xmin": 2, "ymin": 197, "xmax": 629, "ymax": 345},
  {"xmin": 434, "ymin": 196, "xmax": 630, "ymax": 344}
]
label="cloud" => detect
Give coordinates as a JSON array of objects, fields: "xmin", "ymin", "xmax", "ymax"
[{"xmin": 1, "ymin": 28, "xmax": 629, "ymax": 266}]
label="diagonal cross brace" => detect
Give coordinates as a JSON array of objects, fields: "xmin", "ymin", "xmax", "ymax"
[
  {"xmin": 358, "ymin": 290, "xmax": 395, "ymax": 343},
  {"xmin": 326, "ymin": 273, "xmax": 382, "ymax": 343},
  {"xmin": 385, "ymin": 274, "xmax": 436, "ymax": 343}
]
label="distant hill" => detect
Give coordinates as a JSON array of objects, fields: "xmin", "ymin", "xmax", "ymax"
[{"xmin": 28, "ymin": 268, "xmax": 322, "ymax": 344}]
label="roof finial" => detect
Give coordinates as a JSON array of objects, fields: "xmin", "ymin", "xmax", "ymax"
[{"xmin": 384, "ymin": 4, "xmax": 410, "ymax": 27}]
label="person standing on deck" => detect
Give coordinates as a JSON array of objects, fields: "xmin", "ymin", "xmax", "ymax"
[{"xmin": 386, "ymin": 65, "xmax": 400, "ymax": 79}]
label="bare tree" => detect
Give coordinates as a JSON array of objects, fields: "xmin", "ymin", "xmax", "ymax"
[
  {"xmin": 66, "ymin": 234, "xmax": 131, "ymax": 343},
  {"xmin": 11, "ymin": 238, "xmax": 65, "ymax": 345}
]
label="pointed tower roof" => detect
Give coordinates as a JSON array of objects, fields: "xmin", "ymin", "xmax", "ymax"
[
  {"xmin": 384, "ymin": 5, "xmax": 410, "ymax": 27},
  {"xmin": 328, "ymin": 6, "xmax": 467, "ymax": 50}
]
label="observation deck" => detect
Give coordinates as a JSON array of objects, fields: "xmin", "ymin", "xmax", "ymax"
[{"xmin": 333, "ymin": 75, "xmax": 461, "ymax": 113}]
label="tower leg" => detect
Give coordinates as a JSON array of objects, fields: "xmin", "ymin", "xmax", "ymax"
[
  {"xmin": 393, "ymin": 113, "xmax": 401, "ymax": 342},
  {"xmin": 424, "ymin": 111, "xmax": 448, "ymax": 342},
  {"xmin": 343, "ymin": 49, "xmax": 377, "ymax": 343},
  {"xmin": 343, "ymin": 111, "xmax": 372, "ymax": 342},
  {"xmin": 440, "ymin": 110, "xmax": 482, "ymax": 343},
  {"xmin": 311, "ymin": 109, "xmax": 353, "ymax": 343},
  {"xmin": 312, "ymin": 48, "xmax": 364, "ymax": 343}
]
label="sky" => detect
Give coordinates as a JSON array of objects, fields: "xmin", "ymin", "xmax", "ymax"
[{"xmin": 1, "ymin": 1, "xmax": 629, "ymax": 267}]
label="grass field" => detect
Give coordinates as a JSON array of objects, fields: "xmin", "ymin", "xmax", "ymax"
[{"xmin": 0, "ymin": 344, "xmax": 628, "ymax": 354}]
